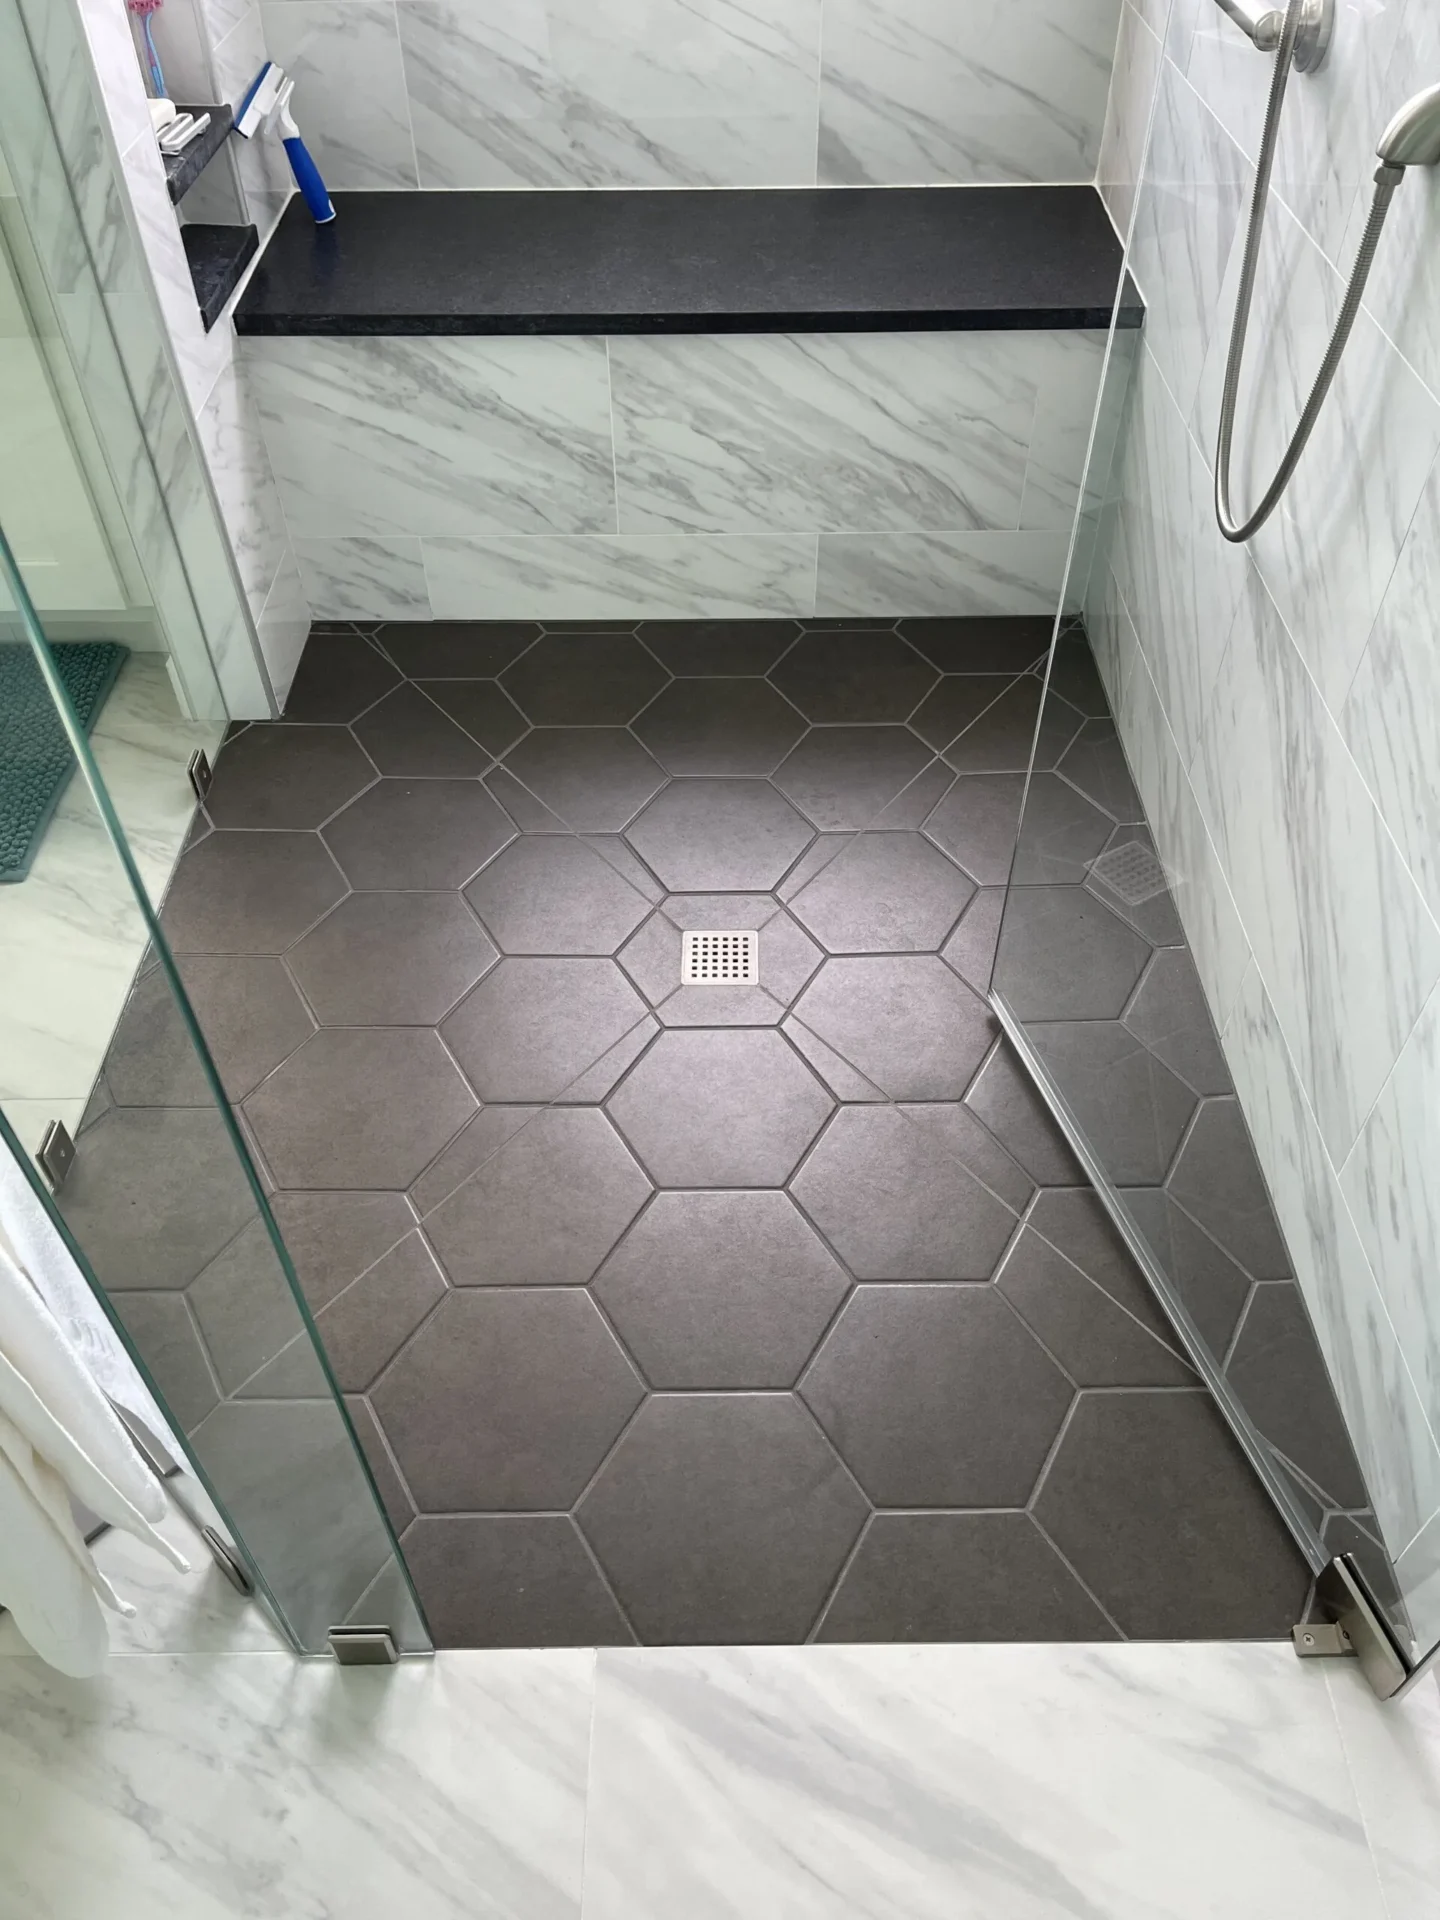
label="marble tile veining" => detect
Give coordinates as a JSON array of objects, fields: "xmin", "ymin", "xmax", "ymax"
[
  {"xmin": 247, "ymin": 335, "xmax": 617, "ymax": 540},
  {"xmin": 1193, "ymin": 568, "xmax": 1440, "ymax": 1169},
  {"xmin": 259, "ymin": 1, "xmax": 420, "ymax": 189},
  {"xmin": 818, "ymin": 0, "xmax": 1124, "ymax": 186},
  {"xmin": 610, "ymin": 332, "xmax": 1041, "ymax": 537},
  {"xmin": 0, "ymin": 1649, "xmax": 594, "ymax": 1920},
  {"xmin": 816, "ymin": 531, "xmax": 1070, "ymax": 617},
  {"xmin": 294, "ymin": 535, "xmax": 432, "ymax": 620},
  {"xmin": 584, "ymin": 1642, "xmax": 1389, "ymax": 1918},
  {"xmin": 1097, "ymin": 0, "xmax": 1165, "ymax": 244},
  {"xmin": 398, "ymin": 0, "xmax": 823, "ymax": 188}
]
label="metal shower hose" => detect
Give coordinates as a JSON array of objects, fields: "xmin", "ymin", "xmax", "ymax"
[{"xmin": 1214, "ymin": 0, "xmax": 1404, "ymax": 541}]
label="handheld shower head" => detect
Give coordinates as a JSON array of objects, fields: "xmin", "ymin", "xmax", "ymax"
[{"xmin": 1377, "ymin": 82, "xmax": 1440, "ymax": 167}]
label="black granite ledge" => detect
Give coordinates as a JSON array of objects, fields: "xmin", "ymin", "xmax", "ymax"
[{"xmin": 235, "ymin": 185, "xmax": 1143, "ymax": 338}]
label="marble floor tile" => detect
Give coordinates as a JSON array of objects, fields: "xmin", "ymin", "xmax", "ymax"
[
  {"xmin": 0, "ymin": 1648, "xmax": 594, "ymax": 1920},
  {"xmin": 583, "ymin": 1642, "xmax": 1389, "ymax": 1919},
  {"xmin": 1328, "ymin": 1665, "xmax": 1440, "ymax": 1920}
]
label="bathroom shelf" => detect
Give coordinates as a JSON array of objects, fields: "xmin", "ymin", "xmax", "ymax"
[
  {"xmin": 182, "ymin": 221, "xmax": 257, "ymax": 331},
  {"xmin": 235, "ymin": 185, "xmax": 1143, "ymax": 337},
  {"xmin": 162, "ymin": 103, "xmax": 233, "ymax": 205}
]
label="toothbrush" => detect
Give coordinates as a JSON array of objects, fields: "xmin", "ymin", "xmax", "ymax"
[{"xmin": 126, "ymin": 0, "xmax": 167, "ymax": 98}]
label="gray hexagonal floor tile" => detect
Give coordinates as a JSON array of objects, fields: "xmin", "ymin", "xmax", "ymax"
[
  {"xmin": 786, "ymin": 831, "xmax": 974, "ymax": 953},
  {"xmin": 576, "ymin": 1395, "xmax": 867, "ymax": 1642},
  {"xmin": 633, "ymin": 678, "xmax": 806, "ymax": 779},
  {"xmin": 267, "ymin": 1189, "xmax": 416, "ymax": 1314},
  {"xmin": 375, "ymin": 619, "xmax": 540, "ymax": 678},
  {"xmin": 922, "ymin": 772, "xmax": 1026, "ymax": 886},
  {"xmin": 423, "ymin": 1107, "xmax": 651, "ymax": 1286},
  {"xmin": 1032, "ymin": 1391, "xmax": 1311, "ymax": 1637},
  {"xmin": 465, "ymin": 837, "xmax": 652, "ymax": 955},
  {"xmin": 105, "ymin": 956, "xmax": 314, "ymax": 1104},
  {"xmin": 399, "ymin": 1515, "xmax": 631, "ymax": 1646},
  {"xmin": 792, "ymin": 955, "xmax": 995, "ymax": 1099},
  {"xmin": 1225, "ymin": 1283, "xmax": 1369, "ymax": 1510},
  {"xmin": 371, "ymin": 1289, "xmax": 643, "ymax": 1510},
  {"xmin": 244, "ymin": 1028, "xmax": 476, "ymax": 1188},
  {"xmin": 310, "ymin": 1232, "xmax": 448, "ymax": 1392},
  {"xmin": 790, "ymin": 1106, "xmax": 1017, "ymax": 1279},
  {"xmin": 593, "ymin": 1191, "xmax": 848, "ymax": 1388},
  {"xmin": 1009, "ymin": 772, "xmax": 1115, "ymax": 884},
  {"xmin": 1029, "ymin": 1021, "xmax": 1197, "ymax": 1186},
  {"xmin": 994, "ymin": 886, "xmax": 1152, "ymax": 1020},
  {"xmin": 417, "ymin": 679, "xmax": 528, "ymax": 758},
  {"xmin": 607, "ymin": 1029, "xmax": 832, "ymax": 1187},
  {"xmin": 1122, "ymin": 948, "xmax": 1233, "ymax": 1096},
  {"xmin": 1166, "ymin": 1098, "xmax": 1291, "ymax": 1278},
  {"xmin": 995, "ymin": 1228, "xmax": 1194, "ymax": 1387},
  {"xmin": 1057, "ymin": 717, "xmax": 1144, "ymax": 821},
  {"xmin": 801, "ymin": 1286, "xmax": 1071, "ymax": 1506},
  {"xmin": 816, "ymin": 1512, "xmax": 1117, "ymax": 1642},
  {"xmin": 162, "ymin": 831, "xmax": 347, "ymax": 954},
  {"xmin": 205, "ymin": 724, "xmax": 376, "ymax": 829},
  {"xmin": 351, "ymin": 684, "xmax": 492, "ymax": 777},
  {"xmin": 498, "ymin": 729, "xmax": 667, "ymax": 832},
  {"xmin": 501, "ymin": 632, "xmax": 668, "ymax": 723},
  {"xmin": 625, "ymin": 779, "xmax": 814, "ymax": 891},
  {"xmin": 441, "ymin": 958, "xmax": 649, "ymax": 1101},
  {"xmin": 57, "ymin": 1106, "xmax": 257, "ymax": 1292},
  {"xmin": 283, "ymin": 632, "xmax": 402, "ymax": 723},
  {"xmin": 773, "ymin": 727, "xmax": 934, "ymax": 830},
  {"xmin": 323, "ymin": 779, "xmax": 515, "ymax": 889},
  {"xmin": 641, "ymin": 618, "xmax": 801, "ymax": 676},
  {"xmin": 769, "ymin": 630, "xmax": 937, "ymax": 722},
  {"xmin": 288, "ymin": 892, "xmax": 498, "ymax": 1023}
]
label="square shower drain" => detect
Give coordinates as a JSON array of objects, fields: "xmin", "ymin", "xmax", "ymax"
[
  {"xmin": 1088, "ymin": 840, "xmax": 1170, "ymax": 907},
  {"xmin": 681, "ymin": 929, "xmax": 759, "ymax": 985}
]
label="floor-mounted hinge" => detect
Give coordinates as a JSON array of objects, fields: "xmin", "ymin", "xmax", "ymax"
[
  {"xmin": 1293, "ymin": 1553, "xmax": 1408, "ymax": 1699},
  {"xmin": 35, "ymin": 1118, "xmax": 76, "ymax": 1192},
  {"xmin": 328, "ymin": 1625, "xmax": 400, "ymax": 1665},
  {"xmin": 187, "ymin": 748, "xmax": 213, "ymax": 805}
]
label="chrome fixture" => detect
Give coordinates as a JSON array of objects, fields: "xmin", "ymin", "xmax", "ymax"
[
  {"xmin": 1212, "ymin": 0, "xmax": 1331, "ymax": 72},
  {"xmin": 1212, "ymin": 0, "xmax": 1440, "ymax": 542}
]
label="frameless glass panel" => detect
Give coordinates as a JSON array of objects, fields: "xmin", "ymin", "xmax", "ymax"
[
  {"xmin": 992, "ymin": 246, "xmax": 1434, "ymax": 1683},
  {"xmin": 1, "ymin": 516, "xmax": 430, "ymax": 1654}
]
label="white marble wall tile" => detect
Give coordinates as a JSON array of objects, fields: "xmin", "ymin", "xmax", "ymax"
[
  {"xmin": 397, "ymin": 0, "xmax": 822, "ymax": 189},
  {"xmin": 1097, "ymin": 1, "xmax": 1165, "ymax": 243},
  {"xmin": 610, "ymin": 332, "xmax": 1059, "ymax": 537},
  {"xmin": 1194, "ymin": 567, "xmax": 1440, "ymax": 1165},
  {"xmin": 295, "ymin": 535, "xmax": 431, "ymax": 619},
  {"xmin": 211, "ymin": 6, "xmax": 299, "ymax": 218},
  {"xmin": 1328, "ymin": 1663, "xmax": 1440, "ymax": 1919},
  {"xmin": 1018, "ymin": 333, "xmax": 1111, "ymax": 531},
  {"xmin": 1221, "ymin": 960, "xmax": 1440, "ymax": 1566},
  {"xmin": 1338, "ymin": 982, "xmax": 1440, "ymax": 1462},
  {"xmin": 584, "ymin": 1642, "xmax": 1387, "ymax": 1919},
  {"xmin": 1190, "ymin": 190, "xmax": 1440, "ymax": 715},
  {"xmin": 197, "ymin": 360, "xmax": 289, "ymax": 617},
  {"xmin": 1129, "ymin": 59, "xmax": 1249, "ymax": 427},
  {"xmin": 117, "ymin": 130, "xmax": 230, "ymax": 421},
  {"xmin": 255, "ymin": 544, "xmax": 311, "ymax": 704},
  {"xmin": 425, "ymin": 532, "xmax": 818, "ymax": 619},
  {"xmin": 818, "ymin": 0, "xmax": 1124, "ymax": 186},
  {"xmin": 1113, "ymin": 346, "xmax": 1247, "ymax": 764},
  {"xmin": 1395, "ymin": 1513, "xmax": 1440, "ymax": 1655},
  {"xmin": 815, "ymin": 531, "xmax": 1068, "ymax": 617},
  {"xmin": 1343, "ymin": 454, "xmax": 1440, "ymax": 922},
  {"xmin": 246, "ymin": 335, "xmax": 616, "ymax": 539},
  {"xmin": 1115, "ymin": 612, "xmax": 1252, "ymax": 1033},
  {"xmin": 259, "ymin": 1, "xmax": 420, "ymax": 189},
  {"xmin": 0, "ymin": 1650, "xmax": 594, "ymax": 1919}
]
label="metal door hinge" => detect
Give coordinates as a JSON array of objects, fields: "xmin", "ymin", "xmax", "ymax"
[
  {"xmin": 187, "ymin": 748, "xmax": 213, "ymax": 804},
  {"xmin": 1293, "ymin": 1554, "xmax": 1408, "ymax": 1699},
  {"xmin": 36, "ymin": 1119, "xmax": 76, "ymax": 1192},
  {"xmin": 329, "ymin": 1625, "xmax": 400, "ymax": 1665}
]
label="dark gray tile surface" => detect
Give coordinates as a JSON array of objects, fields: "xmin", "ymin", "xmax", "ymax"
[{"xmin": 110, "ymin": 617, "xmax": 1350, "ymax": 1648}]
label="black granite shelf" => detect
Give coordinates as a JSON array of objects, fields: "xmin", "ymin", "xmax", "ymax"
[
  {"xmin": 183, "ymin": 222, "xmax": 257, "ymax": 331},
  {"xmin": 163, "ymin": 103, "xmax": 233, "ymax": 205},
  {"xmin": 235, "ymin": 186, "xmax": 1142, "ymax": 338}
]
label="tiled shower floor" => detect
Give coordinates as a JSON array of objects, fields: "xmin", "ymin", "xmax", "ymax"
[{"xmin": 92, "ymin": 617, "xmax": 1327, "ymax": 1646}]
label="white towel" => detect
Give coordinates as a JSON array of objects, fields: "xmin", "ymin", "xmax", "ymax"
[
  {"xmin": 0, "ymin": 1128, "xmax": 178, "ymax": 1450},
  {"xmin": 0, "ymin": 1237, "xmax": 190, "ymax": 1676}
]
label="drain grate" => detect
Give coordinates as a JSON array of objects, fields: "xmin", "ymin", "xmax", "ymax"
[
  {"xmin": 681, "ymin": 929, "xmax": 759, "ymax": 985},
  {"xmin": 1088, "ymin": 840, "xmax": 1171, "ymax": 907}
]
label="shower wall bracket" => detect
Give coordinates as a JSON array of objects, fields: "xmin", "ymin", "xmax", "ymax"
[
  {"xmin": 1212, "ymin": 0, "xmax": 1333, "ymax": 72},
  {"xmin": 1292, "ymin": 1556, "xmax": 1409, "ymax": 1698}
]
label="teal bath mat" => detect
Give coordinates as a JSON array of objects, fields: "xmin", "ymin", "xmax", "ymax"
[{"xmin": 0, "ymin": 640, "xmax": 129, "ymax": 883}]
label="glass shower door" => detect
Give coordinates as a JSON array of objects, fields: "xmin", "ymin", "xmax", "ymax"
[
  {"xmin": 989, "ymin": 321, "xmax": 1437, "ymax": 1694},
  {"xmin": 1, "ymin": 522, "xmax": 430, "ymax": 1654}
]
